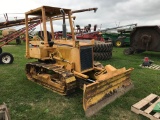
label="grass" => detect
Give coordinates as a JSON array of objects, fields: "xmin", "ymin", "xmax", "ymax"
[{"xmin": 0, "ymin": 42, "xmax": 160, "ymax": 120}]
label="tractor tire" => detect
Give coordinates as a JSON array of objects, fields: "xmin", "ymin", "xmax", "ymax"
[
  {"xmin": 93, "ymin": 42, "xmax": 113, "ymax": 52},
  {"xmin": 94, "ymin": 51, "xmax": 112, "ymax": 61},
  {"xmin": 0, "ymin": 47, "xmax": 2, "ymax": 54},
  {"xmin": 0, "ymin": 52, "xmax": 14, "ymax": 64}
]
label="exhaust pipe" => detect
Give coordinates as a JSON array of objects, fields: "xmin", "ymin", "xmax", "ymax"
[{"xmin": 60, "ymin": 9, "xmax": 67, "ymax": 39}]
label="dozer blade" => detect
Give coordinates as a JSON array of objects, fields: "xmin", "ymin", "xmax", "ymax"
[{"xmin": 83, "ymin": 66, "xmax": 134, "ymax": 117}]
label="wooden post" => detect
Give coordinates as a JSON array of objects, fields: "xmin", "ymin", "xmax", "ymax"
[{"xmin": 42, "ymin": 6, "xmax": 49, "ymax": 47}]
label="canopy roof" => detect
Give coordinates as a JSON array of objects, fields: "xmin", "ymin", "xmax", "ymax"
[{"xmin": 25, "ymin": 6, "xmax": 71, "ymax": 17}]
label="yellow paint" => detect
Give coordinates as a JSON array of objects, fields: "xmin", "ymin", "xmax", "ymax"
[
  {"xmin": 66, "ymin": 76, "xmax": 76, "ymax": 83},
  {"xmin": 83, "ymin": 68, "xmax": 133, "ymax": 110}
]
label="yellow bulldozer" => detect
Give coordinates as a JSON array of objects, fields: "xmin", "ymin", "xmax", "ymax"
[{"xmin": 25, "ymin": 6, "xmax": 134, "ymax": 116}]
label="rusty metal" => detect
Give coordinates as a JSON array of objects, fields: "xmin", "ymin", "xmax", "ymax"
[
  {"xmin": 26, "ymin": 62, "xmax": 77, "ymax": 95},
  {"xmin": 0, "ymin": 22, "xmax": 40, "ymax": 47},
  {"xmin": 72, "ymin": 8, "xmax": 98, "ymax": 14},
  {"xmin": 124, "ymin": 25, "xmax": 160, "ymax": 55},
  {"xmin": 0, "ymin": 17, "xmax": 41, "ymax": 29},
  {"xmin": 0, "ymin": 8, "xmax": 97, "ymax": 30}
]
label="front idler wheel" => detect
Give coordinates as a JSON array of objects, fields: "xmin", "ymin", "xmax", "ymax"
[{"xmin": 0, "ymin": 52, "xmax": 14, "ymax": 64}]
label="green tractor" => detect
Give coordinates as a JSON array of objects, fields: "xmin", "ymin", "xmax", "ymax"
[{"xmin": 102, "ymin": 24, "xmax": 136, "ymax": 47}]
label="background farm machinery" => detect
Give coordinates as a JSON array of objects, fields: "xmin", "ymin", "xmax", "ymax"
[
  {"xmin": 74, "ymin": 23, "xmax": 137, "ymax": 47},
  {"xmin": 0, "ymin": 18, "xmax": 40, "ymax": 64},
  {"xmin": 101, "ymin": 24, "xmax": 137, "ymax": 47},
  {"xmin": 124, "ymin": 25, "xmax": 160, "ymax": 55},
  {"xmin": 102, "ymin": 28, "xmax": 132, "ymax": 47}
]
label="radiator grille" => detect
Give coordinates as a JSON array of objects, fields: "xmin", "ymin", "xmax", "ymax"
[{"xmin": 80, "ymin": 47, "xmax": 93, "ymax": 71}]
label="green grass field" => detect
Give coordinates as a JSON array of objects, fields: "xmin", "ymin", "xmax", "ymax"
[{"xmin": 0, "ymin": 42, "xmax": 160, "ymax": 120}]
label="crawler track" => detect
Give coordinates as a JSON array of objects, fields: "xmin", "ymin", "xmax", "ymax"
[{"xmin": 25, "ymin": 62, "xmax": 77, "ymax": 95}]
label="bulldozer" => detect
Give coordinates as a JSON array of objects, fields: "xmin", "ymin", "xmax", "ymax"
[{"xmin": 25, "ymin": 6, "xmax": 134, "ymax": 116}]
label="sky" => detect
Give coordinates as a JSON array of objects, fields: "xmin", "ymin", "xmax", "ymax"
[{"xmin": 0, "ymin": 0, "xmax": 160, "ymax": 31}]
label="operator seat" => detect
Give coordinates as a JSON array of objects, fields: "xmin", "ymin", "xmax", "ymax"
[{"xmin": 37, "ymin": 31, "xmax": 54, "ymax": 47}]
